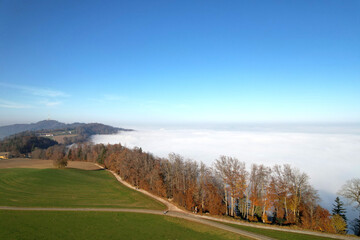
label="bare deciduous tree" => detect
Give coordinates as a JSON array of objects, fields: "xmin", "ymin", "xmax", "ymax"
[{"xmin": 338, "ymin": 178, "xmax": 360, "ymax": 210}]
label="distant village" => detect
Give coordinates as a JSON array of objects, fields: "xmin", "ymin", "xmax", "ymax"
[{"xmin": 37, "ymin": 130, "xmax": 74, "ymax": 138}]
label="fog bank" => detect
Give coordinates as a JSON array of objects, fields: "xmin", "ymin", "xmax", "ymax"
[{"xmin": 92, "ymin": 126, "xmax": 360, "ymax": 217}]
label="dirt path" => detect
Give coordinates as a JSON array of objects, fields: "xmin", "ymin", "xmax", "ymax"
[
  {"xmin": 195, "ymin": 214, "xmax": 359, "ymax": 240},
  {"xmin": 95, "ymin": 164, "xmax": 182, "ymax": 212},
  {"xmin": 0, "ymin": 206, "xmax": 163, "ymax": 214}
]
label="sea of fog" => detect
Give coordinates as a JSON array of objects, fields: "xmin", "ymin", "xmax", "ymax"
[{"xmin": 91, "ymin": 124, "xmax": 360, "ymax": 221}]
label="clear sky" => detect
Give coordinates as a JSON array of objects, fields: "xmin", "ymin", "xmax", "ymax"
[{"xmin": 1, "ymin": 0, "xmax": 359, "ymax": 126}]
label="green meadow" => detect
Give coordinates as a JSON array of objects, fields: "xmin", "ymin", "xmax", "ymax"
[
  {"xmin": 0, "ymin": 168, "xmax": 165, "ymax": 209},
  {"xmin": 0, "ymin": 168, "xmax": 248, "ymax": 240},
  {"xmin": 0, "ymin": 210, "xmax": 250, "ymax": 240}
]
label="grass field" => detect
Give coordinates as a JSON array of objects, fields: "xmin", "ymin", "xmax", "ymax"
[
  {"xmin": 0, "ymin": 211, "xmax": 249, "ymax": 240},
  {"xmin": 0, "ymin": 168, "xmax": 165, "ymax": 210},
  {"xmin": 223, "ymin": 222, "xmax": 331, "ymax": 240}
]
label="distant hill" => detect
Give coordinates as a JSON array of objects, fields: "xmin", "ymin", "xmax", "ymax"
[
  {"xmin": 0, "ymin": 120, "xmax": 133, "ymax": 155},
  {"xmin": 0, "ymin": 120, "xmax": 67, "ymax": 139},
  {"xmin": 0, "ymin": 120, "xmax": 131, "ymax": 139}
]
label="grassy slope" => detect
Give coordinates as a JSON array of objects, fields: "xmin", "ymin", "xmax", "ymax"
[
  {"xmin": 0, "ymin": 211, "xmax": 250, "ymax": 240},
  {"xmin": 224, "ymin": 222, "xmax": 331, "ymax": 240},
  {"xmin": 0, "ymin": 168, "xmax": 165, "ymax": 210}
]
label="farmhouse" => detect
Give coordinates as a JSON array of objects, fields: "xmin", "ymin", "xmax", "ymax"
[{"xmin": 0, "ymin": 152, "xmax": 10, "ymax": 159}]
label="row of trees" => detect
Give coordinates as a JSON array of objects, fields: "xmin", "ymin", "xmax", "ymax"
[
  {"xmin": 214, "ymin": 156, "xmax": 320, "ymax": 224},
  {"xmin": 32, "ymin": 143, "xmax": 354, "ymax": 234},
  {"xmin": 0, "ymin": 133, "xmax": 57, "ymax": 156}
]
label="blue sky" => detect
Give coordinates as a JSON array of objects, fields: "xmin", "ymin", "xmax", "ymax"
[{"xmin": 0, "ymin": 0, "xmax": 359, "ymax": 126}]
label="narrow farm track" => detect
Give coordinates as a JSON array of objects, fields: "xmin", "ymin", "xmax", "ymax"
[
  {"xmin": 99, "ymin": 164, "xmax": 182, "ymax": 212},
  {"xmin": 196, "ymin": 215, "xmax": 360, "ymax": 240}
]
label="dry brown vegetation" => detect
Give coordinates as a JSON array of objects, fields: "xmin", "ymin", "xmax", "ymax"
[
  {"xmin": 52, "ymin": 134, "xmax": 78, "ymax": 144},
  {"xmin": 0, "ymin": 158, "xmax": 101, "ymax": 170}
]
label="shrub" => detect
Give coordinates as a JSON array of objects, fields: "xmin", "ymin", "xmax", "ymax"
[{"xmin": 53, "ymin": 158, "xmax": 68, "ymax": 168}]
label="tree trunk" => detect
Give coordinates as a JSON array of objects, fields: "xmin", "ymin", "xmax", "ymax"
[
  {"xmin": 231, "ymin": 195, "xmax": 234, "ymax": 217},
  {"xmin": 263, "ymin": 203, "xmax": 266, "ymax": 222},
  {"xmin": 224, "ymin": 185, "xmax": 228, "ymax": 216},
  {"xmin": 284, "ymin": 196, "xmax": 288, "ymax": 221},
  {"xmin": 246, "ymin": 194, "xmax": 249, "ymax": 219}
]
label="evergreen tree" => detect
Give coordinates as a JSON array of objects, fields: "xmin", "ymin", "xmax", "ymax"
[
  {"xmin": 332, "ymin": 197, "xmax": 347, "ymax": 222},
  {"xmin": 332, "ymin": 196, "xmax": 348, "ymax": 233}
]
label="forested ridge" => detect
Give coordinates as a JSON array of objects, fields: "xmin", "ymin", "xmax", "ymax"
[
  {"xmin": 0, "ymin": 123, "xmax": 131, "ymax": 155},
  {"xmin": 0, "ymin": 120, "xmax": 132, "ymax": 140},
  {"xmin": 31, "ymin": 142, "xmax": 345, "ymax": 234},
  {"xmin": 0, "ymin": 133, "xmax": 58, "ymax": 155},
  {"xmin": 53, "ymin": 123, "xmax": 132, "ymax": 144}
]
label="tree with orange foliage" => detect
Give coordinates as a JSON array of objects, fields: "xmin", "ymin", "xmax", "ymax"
[
  {"xmin": 313, "ymin": 206, "xmax": 336, "ymax": 233},
  {"xmin": 249, "ymin": 164, "xmax": 271, "ymax": 222},
  {"xmin": 215, "ymin": 156, "xmax": 247, "ymax": 217}
]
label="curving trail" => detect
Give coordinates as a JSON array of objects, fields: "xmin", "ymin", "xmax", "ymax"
[{"xmin": 102, "ymin": 166, "xmax": 182, "ymax": 212}]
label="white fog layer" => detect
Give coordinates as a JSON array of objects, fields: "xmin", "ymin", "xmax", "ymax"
[{"xmin": 91, "ymin": 126, "xmax": 360, "ymax": 214}]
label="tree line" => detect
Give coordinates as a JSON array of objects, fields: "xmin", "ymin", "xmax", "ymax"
[
  {"xmin": 30, "ymin": 142, "xmax": 357, "ymax": 234},
  {"xmin": 0, "ymin": 133, "xmax": 57, "ymax": 156}
]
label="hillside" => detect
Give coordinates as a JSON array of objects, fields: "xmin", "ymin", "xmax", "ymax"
[
  {"xmin": 0, "ymin": 120, "xmax": 69, "ymax": 139},
  {"xmin": 0, "ymin": 120, "xmax": 131, "ymax": 139},
  {"xmin": 0, "ymin": 120, "xmax": 133, "ymax": 156},
  {"xmin": 0, "ymin": 134, "xmax": 58, "ymax": 155}
]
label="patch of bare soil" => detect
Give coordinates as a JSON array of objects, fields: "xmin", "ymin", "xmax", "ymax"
[
  {"xmin": 52, "ymin": 134, "xmax": 77, "ymax": 144},
  {"xmin": 0, "ymin": 158, "xmax": 101, "ymax": 170},
  {"xmin": 67, "ymin": 161, "xmax": 101, "ymax": 170}
]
